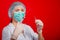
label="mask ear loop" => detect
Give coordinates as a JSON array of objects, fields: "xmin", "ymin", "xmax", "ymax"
[{"xmin": 23, "ymin": 12, "xmax": 26, "ymax": 19}]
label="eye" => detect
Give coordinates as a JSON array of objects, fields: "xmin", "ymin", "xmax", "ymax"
[
  {"xmin": 15, "ymin": 9, "xmax": 20, "ymax": 12},
  {"xmin": 21, "ymin": 9, "xmax": 24, "ymax": 12}
]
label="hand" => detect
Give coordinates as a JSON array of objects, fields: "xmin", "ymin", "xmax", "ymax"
[
  {"xmin": 35, "ymin": 19, "xmax": 44, "ymax": 33},
  {"xmin": 11, "ymin": 22, "xmax": 24, "ymax": 40}
]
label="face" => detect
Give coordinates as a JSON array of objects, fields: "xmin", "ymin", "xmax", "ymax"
[{"xmin": 12, "ymin": 5, "xmax": 25, "ymax": 22}]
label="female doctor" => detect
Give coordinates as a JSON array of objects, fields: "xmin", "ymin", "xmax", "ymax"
[{"xmin": 2, "ymin": 1, "xmax": 44, "ymax": 40}]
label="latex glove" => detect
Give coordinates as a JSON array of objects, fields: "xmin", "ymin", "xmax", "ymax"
[
  {"xmin": 35, "ymin": 19, "xmax": 44, "ymax": 33},
  {"xmin": 11, "ymin": 22, "xmax": 24, "ymax": 40}
]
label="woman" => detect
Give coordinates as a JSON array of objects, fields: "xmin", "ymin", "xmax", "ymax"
[{"xmin": 2, "ymin": 1, "xmax": 44, "ymax": 40}]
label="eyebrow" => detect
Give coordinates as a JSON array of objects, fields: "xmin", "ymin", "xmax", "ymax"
[{"xmin": 15, "ymin": 8, "xmax": 24, "ymax": 12}]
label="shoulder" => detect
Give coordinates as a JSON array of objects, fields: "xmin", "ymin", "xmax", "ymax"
[
  {"xmin": 23, "ymin": 23, "xmax": 33, "ymax": 31},
  {"xmin": 23, "ymin": 23, "xmax": 31, "ymax": 28},
  {"xmin": 2, "ymin": 23, "xmax": 12, "ymax": 33}
]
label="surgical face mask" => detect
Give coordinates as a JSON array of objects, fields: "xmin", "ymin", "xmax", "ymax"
[{"xmin": 14, "ymin": 11, "xmax": 25, "ymax": 22}]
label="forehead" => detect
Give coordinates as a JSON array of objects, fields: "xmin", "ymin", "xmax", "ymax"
[{"xmin": 14, "ymin": 5, "xmax": 24, "ymax": 10}]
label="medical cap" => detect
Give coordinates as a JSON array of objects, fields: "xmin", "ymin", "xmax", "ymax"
[{"xmin": 8, "ymin": 1, "xmax": 26, "ymax": 18}]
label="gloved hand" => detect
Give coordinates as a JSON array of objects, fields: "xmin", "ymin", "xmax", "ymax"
[
  {"xmin": 35, "ymin": 19, "xmax": 44, "ymax": 33},
  {"xmin": 11, "ymin": 22, "xmax": 24, "ymax": 40}
]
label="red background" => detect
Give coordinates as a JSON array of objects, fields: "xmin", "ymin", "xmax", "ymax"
[{"xmin": 0, "ymin": 0, "xmax": 60, "ymax": 40}]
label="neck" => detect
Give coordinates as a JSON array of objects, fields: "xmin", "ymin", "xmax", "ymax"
[{"xmin": 12, "ymin": 19, "xmax": 17, "ymax": 27}]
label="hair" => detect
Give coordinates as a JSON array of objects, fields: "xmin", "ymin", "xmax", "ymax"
[{"xmin": 8, "ymin": 1, "xmax": 26, "ymax": 18}]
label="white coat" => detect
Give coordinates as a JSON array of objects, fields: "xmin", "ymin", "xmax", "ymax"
[{"xmin": 2, "ymin": 23, "xmax": 38, "ymax": 40}]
